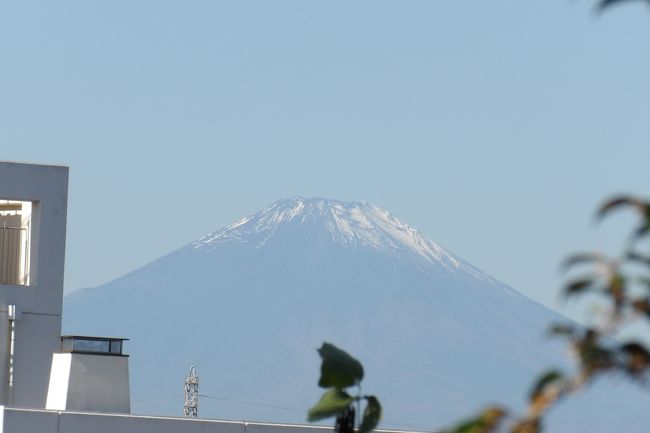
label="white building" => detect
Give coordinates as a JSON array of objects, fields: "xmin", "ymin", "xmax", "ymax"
[{"xmin": 0, "ymin": 161, "xmax": 416, "ymax": 433}]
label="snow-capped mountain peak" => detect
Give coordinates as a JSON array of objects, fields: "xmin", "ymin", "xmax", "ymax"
[{"xmin": 192, "ymin": 197, "xmax": 464, "ymax": 271}]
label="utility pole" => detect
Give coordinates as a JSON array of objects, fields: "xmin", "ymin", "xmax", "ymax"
[{"xmin": 184, "ymin": 365, "xmax": 199, "ymax": 418}]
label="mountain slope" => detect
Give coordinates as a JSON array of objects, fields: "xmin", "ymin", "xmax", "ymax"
[{"xmin": 63, "ymin": 197, "xmax": 650, "ymax": 432}]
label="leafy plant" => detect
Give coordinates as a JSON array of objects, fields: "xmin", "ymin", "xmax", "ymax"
[
  {"xmin": 443, "ymin": 196, "xmax": 650, "ymax": 433},
  {"xmin": 308, "ymin": 343, "xmax": 382, "ymax": 433}
]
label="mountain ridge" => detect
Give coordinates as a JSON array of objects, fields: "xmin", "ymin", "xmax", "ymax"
[
  {"xmin": 63, "ymin": 197, "xmax": 650, "ymax": 432},
  {"xmin": 100, "ymin": 197, "xmax": 507, "ymax": 294}
]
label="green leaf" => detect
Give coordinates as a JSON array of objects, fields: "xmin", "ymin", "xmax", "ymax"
[
  {"xmin": 307, "ymin": 389, "xmax": 354, "ymax": 422},
  {"xmin": 317, "ymin": 342, "xmax": 364, "ymax": 389},
  {"xmin": 359, "ymin": 396, "xmax": 382, "ymax": 433},
  {"xmin": 529, "ymin": 370, "xmax": 564, "ymax": 403}
]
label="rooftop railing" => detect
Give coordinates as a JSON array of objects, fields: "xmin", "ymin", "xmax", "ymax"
[{"xmin": 60, "ymin": 336, "xmax": 129, "ymax": 356}]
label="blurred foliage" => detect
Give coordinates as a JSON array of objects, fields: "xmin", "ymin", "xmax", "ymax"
[
  {"xmin": 308, "ymin": 343, "xmax": 382, "ymax": 433},
  {"xmin": 443, "ymin": 196, "xmax": 650, "ymax": 432},
  {"xmin": 598, "ymin": 0, "xmax": 647, "ymax": 9},
  {"xmin": 597, "ymin": 0, "xmax": 649, "ymax": 10}
]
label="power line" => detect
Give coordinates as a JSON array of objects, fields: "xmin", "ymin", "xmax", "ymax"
[
  {"xmin": 198, "ymin": 393, "xmax": 305, "ymax": 413},
  {"xmin": 133, "ymin": 390, "xmax": 436, "ymax": 432},
  {"xmin": 132, "ymin": 393, "xmax": 183, "ymax": 403}
]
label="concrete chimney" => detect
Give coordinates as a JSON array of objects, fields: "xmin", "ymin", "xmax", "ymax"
[{"xmin": 45, "ymin": 336, "xmax": 130, "ymax": 414}]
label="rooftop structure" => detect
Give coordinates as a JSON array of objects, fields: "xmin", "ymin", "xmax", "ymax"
[{"xmin": 0, "ymin": 161, "xmax": 69, "ymax": 408}]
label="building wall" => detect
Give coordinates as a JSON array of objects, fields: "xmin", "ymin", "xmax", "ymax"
[
  {"xmin": 11, "ymin": 314, "xmax": 61, "ymax": 408},
  {"xmin": 0, "ymin": 162, "xmax": 68, "ymax": 408}
]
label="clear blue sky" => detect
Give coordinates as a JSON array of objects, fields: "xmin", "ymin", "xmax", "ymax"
[{"xmin": 1, "ymin": 1, "xmax": 649, "ymax": 323}]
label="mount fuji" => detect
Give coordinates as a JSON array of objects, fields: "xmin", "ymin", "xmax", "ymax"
[{"xmin": 63, "ymin": 197, "xmax": 650, "ymax": 432}]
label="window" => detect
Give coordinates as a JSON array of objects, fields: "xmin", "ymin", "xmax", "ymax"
[{"xmin": 0, "ymin": 200, "xmax": 32, "ymax": 286}]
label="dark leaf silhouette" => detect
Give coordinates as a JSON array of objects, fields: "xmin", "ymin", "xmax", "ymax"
[
  {"xmin": 317, "ymin": 343, "xmax": 364, "ymax": 389},
  {"xmin": 596, "ymin": 196, "xmax": 646, "ymax": 220},
  {"xmin": 620, "ymin": 342, "xmax": 650, "ymax": 376},
  {"xmin": 631, "ymin": 298, "xmax": 650, "ymax": 318},
  {"xmin": 598, "ymin": 0, "xmax": 648, "ymax": 9},
  {"xmin": 634, "ymin": 222, "xmax": 650, "ymax": 240},
  {"xmin": 597, "ymin": 196, "xmax": 650, "ymax": 242},
  {"xmin": 563, "ymin": 278, "xmax": 595, "ymax": 298},
  {"xmin": 561, "ymin": 253, "xmax": 605, "ymax": 272},
  {"xmin": 626, "ymin": 252, "xmax": 650, "ymax": 267},
  {"xmin": 309, "ymin": 343, "xmax": 380, "ymax": 433},
  {"xmin": 577, "ymin": 331, "xmax": 615, "ymax": 378},
  {"xmin": 358, "ymin": 396, "xmax": 382, "ymax": 433},
  {"xmin": 547, "ymin": 323, "xmax": 576, "ymax": 337},
  {"xmin": 335, "ymin": 405, "xmax": 356, "ymax": 433}
]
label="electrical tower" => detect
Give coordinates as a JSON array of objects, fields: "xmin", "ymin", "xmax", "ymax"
[{"xmin": 184, "ymin": 365, "xmax": 199, "ymax": 418}]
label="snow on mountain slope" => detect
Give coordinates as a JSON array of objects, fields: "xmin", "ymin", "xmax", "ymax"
[
  {"xmin": 63, "ymin": 197, "xmax": 650, "ymax": 433},
  {"xmin": 192, "ymin": 198, "xmax": 462, "ymax": 271}
]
